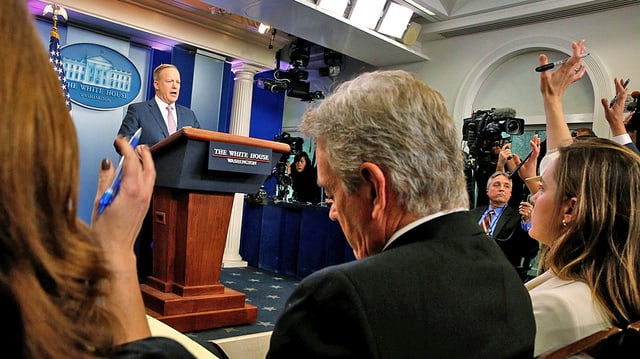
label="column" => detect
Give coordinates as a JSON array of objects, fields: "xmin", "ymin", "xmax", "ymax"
[{"xmin": 223, "ymin": 62, "xmax": 265, "ymax": 268}]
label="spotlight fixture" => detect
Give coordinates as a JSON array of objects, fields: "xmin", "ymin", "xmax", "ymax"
[
  {"xmin": 289, "ymin": 40, "xmax": 311, "ymax": 68},
  {"xmin": 319, "ymin": 49, "xmax": 342, "ymax": 77},
  {"xmin": 256, "ymin": 78, "xmax": 288, "ymax": 93}
]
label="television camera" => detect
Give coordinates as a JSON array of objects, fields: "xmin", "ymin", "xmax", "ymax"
[
  {"xmin": 462, "ymin": 108, "xmax": 525, "ymax": 207},
  {"xmin": 270, "ymin": 132, "xmax": 304, "ymax": 201},
  {"xmin": 625, "ymin": 91, "xmax": 640, "ymax": 132},
  {"xmin": 462, "ymin": 108, "xmax": 525, "ymax": 167},
  {"xmin": 255, "ymin": 39, "xmax": 329, "ymax": 102}
]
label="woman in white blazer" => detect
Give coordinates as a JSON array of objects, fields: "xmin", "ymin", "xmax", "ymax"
[{"xmin": 527, "ymin": 39, "xmax": 640, "ymax": 356}]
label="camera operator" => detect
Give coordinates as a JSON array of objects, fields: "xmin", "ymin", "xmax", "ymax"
[
  {"xmin": 286, "ymin": 151, "xmax": 320, "ymax": 204},
  {"xmin": 496, "ymin": 142, "xmax": 529, "ymax": 206},
  {"xmin": 474, "ymin": 139, "xmax": 528, "ymax": 208},
  {"xmin": 464, "ymin": 108, "xmax": 527, "ymax": 208}
]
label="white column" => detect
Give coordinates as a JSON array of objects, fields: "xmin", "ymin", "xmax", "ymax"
[{"xmin": 223, "ymin": 62, "xmax": 265, "ymax": 268}]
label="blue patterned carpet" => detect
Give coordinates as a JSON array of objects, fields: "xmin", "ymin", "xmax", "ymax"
[{"xmin": 186, "ymin": 266, "xmax": 299, "ymax": 346}]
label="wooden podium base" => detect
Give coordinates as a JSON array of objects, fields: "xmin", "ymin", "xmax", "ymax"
[
  {"xmin": 143, "ymin": 188, "xmax": 258, "ymax": 332},
  {"xmin": 141, "ymin": 283, "xmax": 257, "ymax": 332}
]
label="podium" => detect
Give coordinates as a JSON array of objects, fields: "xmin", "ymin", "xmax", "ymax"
[{"xmin": 141, "ymin": 128, "xmax": 290, "ymax": 332}]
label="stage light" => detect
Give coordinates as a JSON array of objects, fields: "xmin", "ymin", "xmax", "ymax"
[
  {"xmin": 377, "ymin": 2, "xmax": 413, "ymax": 39},
  {"xmin": 349, "ymin": 0, "xmax": 386, "ymax": 29},
  {"xmin": 316, "ymin": 0, "xmax": 349, "ymax": 17},
  {"xmin": 289, "ymin": 40, "xmax": 311, "ymax": 68}
]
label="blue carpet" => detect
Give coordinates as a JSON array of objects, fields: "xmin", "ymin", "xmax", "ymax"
[{"xmin": 186, "ymin": 266, "xmax": 299, "ymax": 345}]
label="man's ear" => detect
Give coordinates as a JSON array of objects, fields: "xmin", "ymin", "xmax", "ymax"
[
  {"xmin": 360, "ymin": 162, "xmax": 386, "ymax": 219},
  {"xmin": 562, "ymin": 197, "xmax": 578, "ymax": 224}
]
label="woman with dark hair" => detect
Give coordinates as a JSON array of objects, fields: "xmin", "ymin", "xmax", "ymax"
[{"xmin": 288, "ymin": 151, "xmax": 320, "ymax": 204}]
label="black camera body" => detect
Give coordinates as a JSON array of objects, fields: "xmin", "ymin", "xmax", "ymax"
[
  {"xmin": 625, "ymin": 95, "xmax": 640, "ymax": 132},
  {"xmin": 463, "ymin": 108, "xmax": 524, "ymax": 166},
  {"xmin": 269, "ymin": 132, "xmax": 305, "ymax": 200}
]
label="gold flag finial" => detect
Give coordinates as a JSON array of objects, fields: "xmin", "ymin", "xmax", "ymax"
[{"xmin": 43, "ymin": 3, "xmax": 68, "ymax": 33}]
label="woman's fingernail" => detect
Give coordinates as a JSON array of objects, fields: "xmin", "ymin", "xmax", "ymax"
[{"xmin": 101, "ymin": 158, "xmax": 111, "ymax": 170}]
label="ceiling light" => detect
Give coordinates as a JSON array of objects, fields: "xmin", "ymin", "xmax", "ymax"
[
  {"xmin": 258, "ymin": 23, "xmax": 270, "ymax": 34},
  {"xmin": 316, "ymin": 0, "xmax": 349, "ymax": 17},
  {"xmin": 377, "ymin": 2, "xmax": 413, "ymax": 39},
  {"xmin": 349, "ymin": 0, "xmax": 386, "ymax": 29}
]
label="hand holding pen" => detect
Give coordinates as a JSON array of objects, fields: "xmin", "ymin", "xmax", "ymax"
[
  {"xmin": 97, "ymin": 128, "xmax": 142, "ymax": 215},
  {"xmin": 535, "ymin": 52, "xmax": 590, "ymax": 72},
  {"xmin": 609, "ymin": 78, "xmax": 630, "ymax": 108},
  {"xmin": 601, "ymin": 77, "xmax": 631, "ymax": 137}
]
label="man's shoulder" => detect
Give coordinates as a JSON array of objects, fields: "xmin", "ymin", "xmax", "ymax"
[
  {"xmin": 501, "ymin": 205, "xmax": 521, "ymax": 217},
  {"xmin": 128, "ymin": 99, "xmax": 155, "ymax": 109}
]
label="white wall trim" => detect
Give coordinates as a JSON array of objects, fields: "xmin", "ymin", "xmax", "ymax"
[{"xmin": 452, "ymin": 35, "xmax": 613, "ymax": 139}]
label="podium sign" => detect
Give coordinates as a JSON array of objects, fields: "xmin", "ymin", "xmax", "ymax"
[
  {"xmin": 208, "ymin": 141, "xmax": 273, "ymax": 175},
  {"xmin": 141, "ymin": 128, "xmax": 290, "ymax": 332}
]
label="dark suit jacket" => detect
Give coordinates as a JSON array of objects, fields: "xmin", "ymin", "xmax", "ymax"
[
  {"xmin": 267, "ymin": 211, "xmax": 535, "ymax": 359},
  {"xmin": 471, "ymin": 205, "xmax": 539, "ymax": 271},
  {"xmin": 625, "ymin": 142, "xmax": 640, "ymax": 155},
  {"xmin": 117, "ymin": 99, "xmax": 200, "ymax": 147}
]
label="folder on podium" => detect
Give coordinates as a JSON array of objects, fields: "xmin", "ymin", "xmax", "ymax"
[{"xmin": 141, "ymin": 128, "xmax": 290, "ymax": 332}]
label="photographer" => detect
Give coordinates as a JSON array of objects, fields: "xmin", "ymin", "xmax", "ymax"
[
  {"xmin": 286, "ymin": 151, "xmax": 320, "ymax": 204},
  {"xmin": 473, "ymin": 139, "xmax": 528, "ymax": 208},
  {"xmin": 463, "ymin": 108, "xmax": 527, "ymax": 208}
]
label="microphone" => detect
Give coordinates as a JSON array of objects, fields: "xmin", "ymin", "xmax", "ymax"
[
  {"xmin": 631, "ymin": 91, "xmax": 640, "ymax": 99},
  {"xmin": 493, "ymin": 107, "xmax": 517, "ymax": 119}
]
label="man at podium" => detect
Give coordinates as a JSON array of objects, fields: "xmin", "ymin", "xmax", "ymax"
[
  {"xmin": 115, "ymin": 63, "xmax": 200, "ymax": 282},
  {"xmin": 117, "ymin": 63, "xmax": 200, "ymax": 147}
]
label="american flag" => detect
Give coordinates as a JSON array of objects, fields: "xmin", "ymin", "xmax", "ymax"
[{"xmin": 48, "ymin": 26, "xmax": 72, "ymax": 112}]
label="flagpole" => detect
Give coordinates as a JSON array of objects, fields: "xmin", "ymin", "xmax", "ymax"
[{"xmin": 43, "ymin": 3, "xmax": 72, "ymax": 112}]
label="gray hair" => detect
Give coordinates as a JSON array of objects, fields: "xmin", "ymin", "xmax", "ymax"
[
  {"xmin": 153, "ymin": 63, "xmax": 178, "ymax": 81},
  {"xmin": 486, "ymin": 171, "xmax": 512, "ymax": 189},
  {"xmin": 300, "ymin": 70, "xmax": 468, "ymax": 215}
]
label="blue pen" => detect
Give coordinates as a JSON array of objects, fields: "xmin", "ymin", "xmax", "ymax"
[{"xmin": 97, "ymin": 128, "xmax": 142, "ymax": 215}]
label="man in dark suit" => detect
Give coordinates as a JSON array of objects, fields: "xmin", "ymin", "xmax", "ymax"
[
  {"xmin": 116, "ymin": 64, "xmax": 200, "ymax": 281},
  {"xmin": 472, "ymin": 171, "xmax": 539, "ymax": 281},
  {"xmin": 117, "ymin": 63, "xmax": 200, "ymax": 147},
  {"xmin": 266, "ymin": 70, "xmax": 535, "ymax": 359}
]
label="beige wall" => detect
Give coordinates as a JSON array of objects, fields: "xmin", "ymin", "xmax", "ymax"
[{"xmin": 396, "ymin": 4, "xmax": 640, "ymax": 139}]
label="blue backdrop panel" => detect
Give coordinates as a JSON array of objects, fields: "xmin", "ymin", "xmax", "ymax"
[{"xmin": 241, "ymin": 200, "xmax": 354, "ymax": 279}]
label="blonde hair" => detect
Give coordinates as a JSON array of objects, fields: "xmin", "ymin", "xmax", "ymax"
[{"xmin": 548, "ymin": 138, "xmax": 640, "ymax": 326}]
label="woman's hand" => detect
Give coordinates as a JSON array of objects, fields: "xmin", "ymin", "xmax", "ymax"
[
  {"xmin": 91, "ymin": 137, "xmax": 156, "ymax": 265},
  {"xmin": 601, "ymin": 77, "xmax": 630, "ymax": 137},
  {"xmin": 90, "ymin": 136, "xmax": 156, "ymax": 344}
]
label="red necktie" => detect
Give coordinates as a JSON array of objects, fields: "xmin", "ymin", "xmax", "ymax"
[
  {"xmin": 167, "ymin": 105, "xmax": 177, "ymax": 134},
  {"xmin": 482, "ymin": 209, "xmax": 494, "ymax": 236}
]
